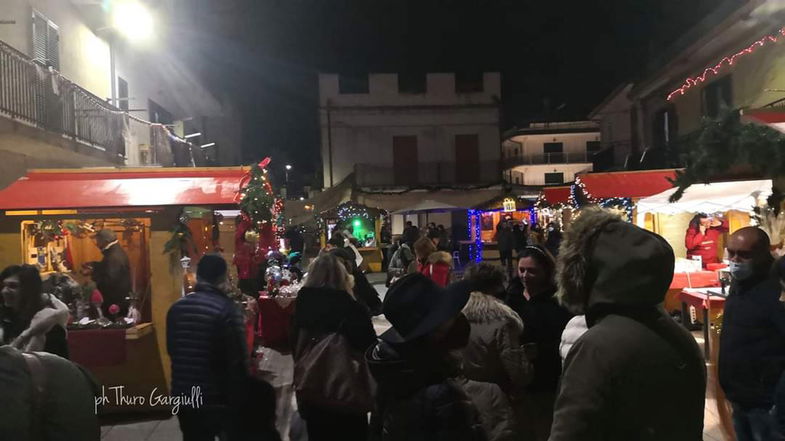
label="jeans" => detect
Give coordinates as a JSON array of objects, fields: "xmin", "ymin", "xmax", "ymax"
[{"xmin": 732, "ymin": 403, "xmax": 785, "ymax": 441}]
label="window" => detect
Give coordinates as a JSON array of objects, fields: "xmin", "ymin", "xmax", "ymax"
[
  {"xmin": 455, "ymin": 71, "xmax": 484, "ymax": 93},
  {"xmin": 339, "ymin": 74, "xmax": 369, "ymax": 94},
  {"xmin": 455, "ymin": 134, "xmax": 480, "ymax": 184},
  {"xmin": 148, "ymin": 99, "xmax": 173, "ymax": 124},
  {"xmin": 586, "ymin": 141, "xmax": 601, "ymax": 155},
  {"xmin": 393, "ymin": 136, "xmax": 418, "ymax": 185},
  {"xmin": 32, "ymin": 11, "xmax": 59, "ymax": 69},
  {"xmin": 544, "ymin": 173, "xmax": 564, "ymax": 185},
  {"xmin": 543, "ymin": 142, "xmax": 564, "ymax": 163},
  {"xmin": 117, "ymin": 77, "xmax": 129, "ymax": 111},
  {"xmin": 702, "ymin": 76, "xmax": 732, "ymax": 118},
  {"xmin": 398, "ymin": 73, "xmax": 426, "ymax": 94}
]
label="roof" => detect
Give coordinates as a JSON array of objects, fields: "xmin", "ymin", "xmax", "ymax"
[
  {"xmin": 541, "ymin": 186, "xmax": 572, "ymax": 205},
  {"xmin": 0, "ymin": 167, "xmax": 249, "ymax": 210},
  {"xmin": 578, "ymin": 169, "xmax": 678, "ymax": 199},
  {"xmin": 503, "ymin": 121, "xmax": 599, "ymax": 140},
  {"xmin": 587, "ymin": 83, "xmax": 633, "ymax": 120},
  {"xmin": 637, "ymin": 179, "xmax": 771, "ymax": 216},
  {"xmin": 742, "ymin": 107, "xmax": 785, "ymax": 133}
]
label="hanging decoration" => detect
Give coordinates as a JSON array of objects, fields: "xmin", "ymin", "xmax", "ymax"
[
  {"xmin": 467, "ymin": 209, "xmax": 483, "ymax": 263},
  {"xmin": 667, "ymin": 27, "xmax": 785, "ymax": 101},
  {"xmin": 335, "ymin": 202, "xmax": 374, "ymax": 221},
  {"xmin": 564, "ymin": 176, "xmax": 635, "ymax": 221},
  {"xmin": 30, "ymin": 220, "xmax": 67, "ymax": 244},
  {"xmin": 164, "ymin": 211, "xmax": 197, "ymax": 256},
  {"xmin": 503, "ymin": 198, "xmax": 517, "ymax": 212}
]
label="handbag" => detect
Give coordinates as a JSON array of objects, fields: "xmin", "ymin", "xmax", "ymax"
[{"xmin": 293, "ymin": 328, "xmax": 376, "ymax": 413}]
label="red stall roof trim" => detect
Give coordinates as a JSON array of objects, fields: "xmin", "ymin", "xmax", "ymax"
[
  {"xmin": 541, "ymin": 186, "xmax": 571, "ymax": 205},
  {"xmin": 578, "ymin": 169, "xmax": 678, "ymax": 199},
  {"xmin": 0, "ymin": 167, "xmax": 249, "ymax": 210}
]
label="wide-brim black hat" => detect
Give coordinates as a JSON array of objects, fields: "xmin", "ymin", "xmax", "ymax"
[{"xmin": 380, "ymin": 273, "xmax": 472, "ymax": 344}]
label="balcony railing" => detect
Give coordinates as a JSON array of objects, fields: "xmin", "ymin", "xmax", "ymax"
[
  {"xmin": 503, "ymin": 151, "xmax": 591, "ymax": 168},
  {"xmin": 0, "ymin": 40, "xmax": 124, "ymax": 157},
  {"xmin": 355, "ymin": 161, "xmax": 501, "ymax": 187}
]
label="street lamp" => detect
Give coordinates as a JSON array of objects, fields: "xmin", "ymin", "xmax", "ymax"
[{"xmin": 112, "ymin": 1, "xmax": 154, "ymax": 42}]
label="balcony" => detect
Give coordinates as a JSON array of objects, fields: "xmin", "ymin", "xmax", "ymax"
[
  {"xmin": 502, "ymin": 151, "xmax": 592, "ymax": 169},
  {"xmin": 354, "ymin": 161, "xmax": 501, "ymax": 188},
  {"xmin": 0, "ymin": 40, "xmax": 124, "ymax": 159}
]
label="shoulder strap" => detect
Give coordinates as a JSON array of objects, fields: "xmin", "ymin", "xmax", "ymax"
[{"xmin": 22, "ymin": 352, "xmax": 47, "ymax": 441}]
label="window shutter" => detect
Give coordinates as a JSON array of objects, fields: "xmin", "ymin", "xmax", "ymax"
[
  {"xmin": 46, "ymin": 23, "xmax": 59, "ymax": 70},
  {"xmin": 32, "ymin": 13, "xmax": 47, "ymax": 64}
]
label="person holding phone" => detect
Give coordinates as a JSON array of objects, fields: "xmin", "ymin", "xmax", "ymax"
[{"xmin": 685, "ymin": 213, "xmax": 728, "ymax": 268}]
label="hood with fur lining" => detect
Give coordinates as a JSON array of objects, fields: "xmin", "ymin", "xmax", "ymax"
[
  {"xmin": 427, "ymin": 251, "xmax": 453, "ymax": 267},
  {"xmin": 557, "ymin": 206, "xmax": 675, "ymax": 316},
  {"xmin": 462, "ymin": 291, "xmax": 523, "ymax": 332}
]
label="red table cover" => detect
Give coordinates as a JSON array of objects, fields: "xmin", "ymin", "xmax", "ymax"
[
  {"xmin": 68, "ymin": 328, "xmax": 127, "ymax": 367},
  {"xmin": 256, "ymin": 295, "xmax": 295, "ymax": 351},
  {"xmin": 670, "ymin": 271, "xmax": 720, "ymax": 290},
  {"xmin": 679, "ymin": 289, "xmax": 727, "ymax": 310}
]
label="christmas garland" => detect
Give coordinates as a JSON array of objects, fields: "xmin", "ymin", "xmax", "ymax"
[{"xmin": 670, "ymin": 109, "xmax": 785, "ymax": 210}]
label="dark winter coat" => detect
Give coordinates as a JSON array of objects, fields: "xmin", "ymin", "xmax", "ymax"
[
  {"xmin": 505, "ymin": 279, "xmax": 571, "ymax": 393},
  {"xmin": 550, "ymin": 208, "xmax": 706, "ymax": 441},
  {"xmin": 92, "ymin": 242, "xmax": 132, "ymax": 316},
  {"xmin": 0, "ymin": 346, "xmax": 99, "ymax": 441},
  {"xmin": 719, "ymin": 274, "xmax": 785, "ymax": 408},
  {"xmin": 495, "ymin": 227, "xmax": 515, "ymax": 253},
  {"xmin": 461, "ymin": 292, "xmax": 532, "ymax": 393},
  {"xmin": 291, "ymin": 286, "xmax": 377, "ymax": 354},
  {"xmin": 459, "ymin": 378, "xmax": 517, "ymax": 441},
  {"xmin": 353, "ymin": 269, "xmax": 383, "ymax": 316},
  {"xmin": 166, "ymin": 283, "xmax": 249, "ymax": 407},
  {"xmin": 366, "ymin": 340, "xmax": 487, "ymax": 441}
]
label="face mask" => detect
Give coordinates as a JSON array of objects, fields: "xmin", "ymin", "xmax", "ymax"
[{"xmin": 729, "ymin": 261, "xmax": 754, "ymax": 281}]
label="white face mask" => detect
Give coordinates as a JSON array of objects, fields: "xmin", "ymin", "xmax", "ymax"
[{"xmin": 729, "ymin": 261, "xmax": 754, "ymax": 281}]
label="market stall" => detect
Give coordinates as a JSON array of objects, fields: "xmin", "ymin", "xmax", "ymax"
[
  {"xmin": 466, "ymin": 196, "xmax": 537, "ymax": 263},
  {"xmin": 0, "ymin": 165, "xmax": 281, "ymax": 413},
  {"xmin": 635, "ymin": 179, "xmax": 770, "ymax": 316},
  {"xmin": 319, "ymin": 201, "xmax": 386, "ymax": 272}
]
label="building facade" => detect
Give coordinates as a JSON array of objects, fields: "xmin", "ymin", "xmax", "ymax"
[
  {"xmin": 588, "ymin": 83, "xmax": 635, "ymax": 170},
  {"xmin": 318, "ymin": 72, "xmax": 502, "ymax": 189},
  {"xmin": 629, "ymin": 0, "xmax": 785, "ymax": 160},
  {"xmin": 502, "ymin": 121, "xmax": 598, "ymax": 186},
  {"xmin": 0, "ymin": 0, "xmax": 241, "ymax": 187}
]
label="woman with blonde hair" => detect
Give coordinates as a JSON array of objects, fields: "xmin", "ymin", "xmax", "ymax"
[
  {"xmin": 292, "ymin": 253, "xmax": 377, "ymax": 441},
  {"xmin": 414, "ymin": 236, "xmax": 452, "ymax": 287}
]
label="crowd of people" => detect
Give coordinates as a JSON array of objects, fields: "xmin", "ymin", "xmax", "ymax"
[{"xmin": 8, "ymin": 209, "xmax": 785, "ymax": 441}]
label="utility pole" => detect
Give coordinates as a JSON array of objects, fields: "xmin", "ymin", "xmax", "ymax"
[{"xmin": 326, "ymin": 102, "xmax": 334, "ymax": 187}]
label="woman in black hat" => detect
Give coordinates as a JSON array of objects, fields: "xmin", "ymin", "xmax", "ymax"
[
  {"xmin": 292, "ymin": 254, "xmax": 377, "ymax": 441},
  {"xmin": 366, "ymin": 274, "xmax": 486, "ymax": 441}
]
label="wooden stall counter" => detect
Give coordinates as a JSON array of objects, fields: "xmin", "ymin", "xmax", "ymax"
[
  {"xmin": 664, "ymin": 271, "xmax": 719, "ymax": 313},
  {"xmin": 680, "ymin": 288, "xmax": 727, "ymax": 359},
  {"xmin": 69, "ymin": 323, "xmax": 169, "ymax": 415},
  {"xmin": 358, "ymin": 247, "xmax": 383, "ymax": 272}
]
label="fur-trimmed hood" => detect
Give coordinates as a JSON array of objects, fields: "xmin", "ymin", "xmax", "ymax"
[
  {"xmin": 427, "ymin": 251, "xmax": 453, "ymax": 267},
  {"xmin": 557, "ymin": 206, "xmax": 675, "ymax": 316},
  {"xmin": 462, "ymin": 291, "xmax": 523, "ymax": 332}
]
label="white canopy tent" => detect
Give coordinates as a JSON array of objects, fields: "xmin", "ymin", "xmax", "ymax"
[
  {"xmin": 392, "ymin": 199, "xmax": 465, "ymax": 214},
  {"xmin": 635, "ymin": 179, "xmax": 772, "ymax": 226}
]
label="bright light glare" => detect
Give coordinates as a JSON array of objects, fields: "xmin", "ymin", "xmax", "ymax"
[
  {"xmin": 286, "ymin": 164, "xmax": 293, "ymax": 170},
  {"xmin": 112, "ymin": 1, "xmax": 154, "ymax": 42}
]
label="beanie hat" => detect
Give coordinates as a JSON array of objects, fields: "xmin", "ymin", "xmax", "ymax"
[{"xmin": 197, "ymin": 254, "xmax": 228, "ymax": 285}]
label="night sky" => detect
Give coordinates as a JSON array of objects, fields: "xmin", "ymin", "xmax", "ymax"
[{"xmin": 194, "ymin": 0, "xmax": 719, "ymax": 189}]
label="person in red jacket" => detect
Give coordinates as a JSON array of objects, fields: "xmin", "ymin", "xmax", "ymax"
[
  {"xmin": 414, "ymin": 237, "xmax": 452, "ymax": 287},
  {"xmin": 685, "ymin": 213, "xmax": 728, "ymax": 268}
]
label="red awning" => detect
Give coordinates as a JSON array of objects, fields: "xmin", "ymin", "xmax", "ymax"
[
  {"xmin": 578, "ymin": 169, "xmax": 678, "ymax": 199},
  {"xmin": 0, "ymin": 168, "xmax": 249, "ymax": 210},
  {"xmin": 541, "ymin": 186, "xmax": 571, "ymax": 205},
  {"xmin": 742, "ymin": 108, "xmax": 785, "ymax": 133}
]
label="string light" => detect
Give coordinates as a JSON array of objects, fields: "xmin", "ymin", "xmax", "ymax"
[{"xmin": 667, "ymin": 27, "xmax": 785, "ymax": 101}]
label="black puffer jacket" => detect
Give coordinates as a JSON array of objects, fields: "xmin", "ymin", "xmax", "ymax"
[
  {"xmin": 719, "ymin": 274, "xmax": 785, "ymax": 408},
  {"xmin": 166, "ymin": 283, "xmax": 248, "ymax": 406},
  {"xmin": 366, "ymin": 340, "xmax": 486, "ymax": 441}
]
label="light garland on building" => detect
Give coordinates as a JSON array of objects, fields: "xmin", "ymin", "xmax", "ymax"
[
  {"xmin": 335, "ymin": 202, "xmax": 374, "ymax": 221},
  {"xmin": 667, "ymin": 27, "xmax": 785, "ymax": 101},
  {"xmin": 466, "ymin": 209, "xmax": 484, "ymax": 263}
]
